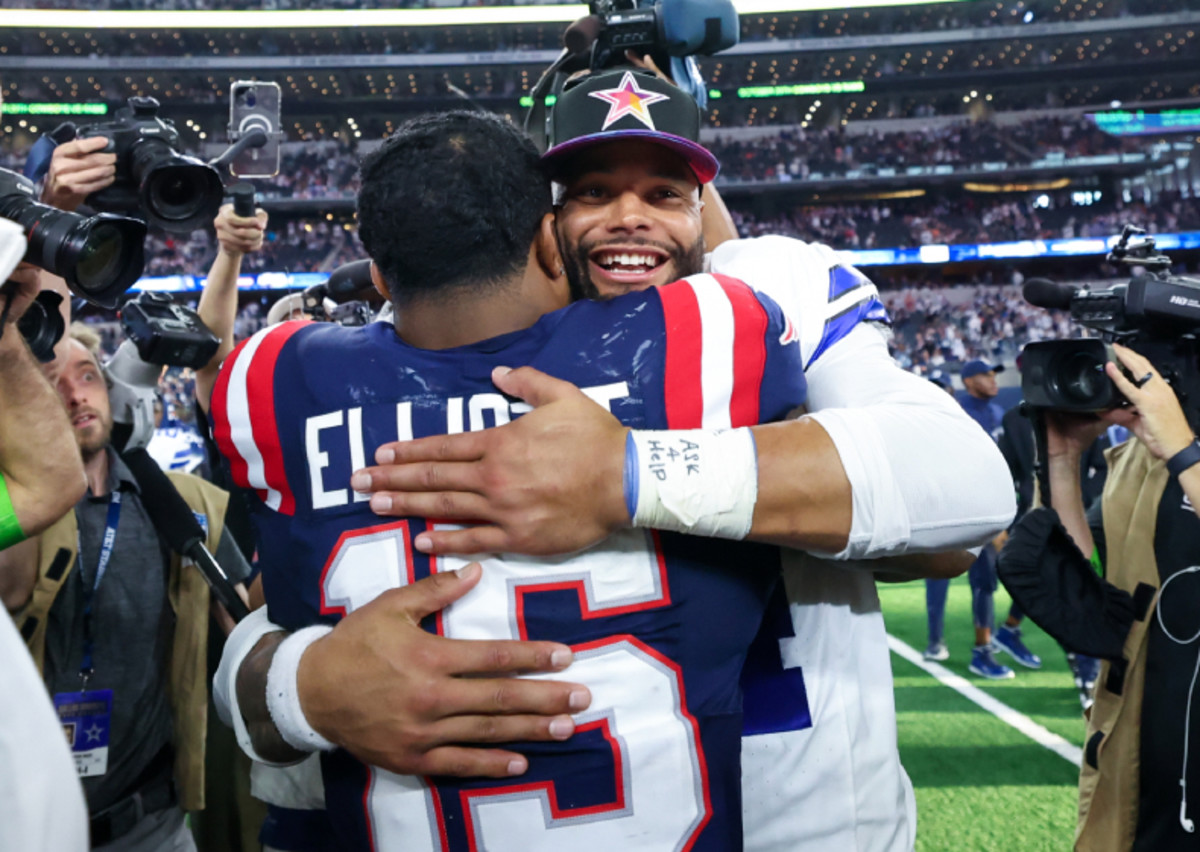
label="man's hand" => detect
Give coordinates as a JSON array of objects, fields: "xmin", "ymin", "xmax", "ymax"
[
  {"xmin": 291, "ymin": 563, "xmax": 591, "ymax": 777},
  {"xmin": 352, "ymin": 366, "xmax": 629, "ymax": 556},
  {"xmin": 40, "ymin": 136, "xmax": 116, "ymax": 212},
  {"xmin": 1102, "ymin": 342, "xmax": 1196, "ymax": 461},
  {"xmin": 214, "ymin": 202, "xmax": 267, "ymax": 257},
  {"xmin": 1044, "ymin": 409, "xmax": 1108, "ymax": 462},
  {"xmin": 0, "ymin": 264, "xmax": 43, "ymax": 326}
]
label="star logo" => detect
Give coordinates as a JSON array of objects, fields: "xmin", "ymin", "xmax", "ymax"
[
  {"xmin": 588, "ymin": 71, "xmax": 670, "ymax": 131},
  {"xmin": 85, "ymin": 723, "xmax": 104, "ymax": 744}
]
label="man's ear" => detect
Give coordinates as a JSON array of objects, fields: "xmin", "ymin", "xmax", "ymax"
[
  {"xmin": 535, "ymin": 212, "xmax": 564, "ymax": 281},
  {"xmin": 369, "ymin": 261, "xmax": 390, "ymax": 302}
]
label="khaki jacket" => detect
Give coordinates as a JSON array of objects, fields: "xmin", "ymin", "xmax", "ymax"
[
  {"xmin": 1076, "ymin": 439, "xmax": 1169, "ymax": 852},
  {"xmin": 17, "ymin": 471, "xmax": 229, "ymax": 812}
]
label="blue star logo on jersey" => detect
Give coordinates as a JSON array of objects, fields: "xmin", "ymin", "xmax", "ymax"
[{"xmin": 588, "ymin": 71, "xmax": 670, "ymax": 131}]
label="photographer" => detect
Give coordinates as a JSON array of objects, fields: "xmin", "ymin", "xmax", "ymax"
[
  {"xmin": 194, "ymin": 200, "xmax": 267, "ymax": 413},
  {"xmin": 0, "ymin": 247, "xmax": 89, "ymax": 851},
  {"xmin": 1042, "ymin": 342, "xmax": 1200, "ymax": 852},
  {"xmin": 0, "ymin": 263, "xmax": 87, "ymax": 546},
  {"xmin": 0, "ymin": 322, "xmax": 253, "ymax": 850}
]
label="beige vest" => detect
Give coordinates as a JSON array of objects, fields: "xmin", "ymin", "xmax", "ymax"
[
  {"xmin": 1075, "ymin": 439, "xmax": 1169, "ymax": 852},
  {"xmin": 17, "ymin": 471, "xmax": 229, "ymax": 812}
]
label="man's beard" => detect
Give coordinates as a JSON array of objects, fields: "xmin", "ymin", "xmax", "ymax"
[
  {"xmin": 562, "ymin": 236, "xmax": 706, "ymax": 302},
  {"xmin": 77, "ymin": 415, "xmax": 113, "ymax": 462}
]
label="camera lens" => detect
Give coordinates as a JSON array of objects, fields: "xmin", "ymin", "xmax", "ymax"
[
  {"xmin": 131, "ymin": 140, "xmax": 224, "ymax": 233},
  {"xmin": 0, "ymin": 186, "xmax": 146, "ymax": 307},
  {"xmin": 15, "ymin": 290, "xmax": 65, "ymax": 363},
  {"xmin": 1053, "ymin": 350, "xmax": 1108, "ymax": 405},
  {"xmin": 74, "ymin": 222, "xmax": 126, "ymax": 292}
]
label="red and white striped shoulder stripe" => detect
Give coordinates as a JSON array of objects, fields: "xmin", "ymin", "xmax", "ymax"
[
  {"xmin": 656, "ymin": 273, "xmax": 769, "ymax": 431},
  {"xmin": 210, "ymin": 320, "xmax": 308, "ymax": 515}
]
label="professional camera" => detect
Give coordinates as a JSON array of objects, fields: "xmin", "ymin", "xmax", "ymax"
[
  {"xmin": 1021, "ymin": 226, "xmax": 1200, "ymax": 417},
  {"xmin": 301, "ymin": 282, "xmax": 375, "ymax": 327},
  {"xmin": 583, "ymin": 0, "xmax": 739, "ymax": 73},
  {"xmin": 0, "ymin": 167, "xmax": 146, "ymax": 308},
  {"xmin": 120, "ymin": 291, "xmax": 220, "ymax": 369},
  {"xmin": 526, "ymin": 0, "xmax": 737, "ymax": 145},
  {"xmin": 79, "ymin": 97, "xmax": 224, "ymax": 234},
  {"xmin": 16, "ymin": 291, "xmax": 65, "ymax": 363}
]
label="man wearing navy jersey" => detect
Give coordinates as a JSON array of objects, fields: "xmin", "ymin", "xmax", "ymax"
[
  {"xmin": 211, "ymin": 111, "xmax": 808, "ymax": 850},
  {"xmin": 348, "ymin": 70, "xmax": 1015, "ymax": 852}
]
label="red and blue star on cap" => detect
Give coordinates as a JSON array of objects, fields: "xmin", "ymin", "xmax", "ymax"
[{"xmin": 588, "ymin": 71, "xmax": 670, "ymax": 131}]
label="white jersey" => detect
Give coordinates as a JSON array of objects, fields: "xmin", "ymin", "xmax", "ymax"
[
  {"xmin": 0, "ymin": 610, "xmax": 89, "ymax": 852},
  {"xmin": 709, "ymin": 236, "xmax": 916, "ymax": 852}
]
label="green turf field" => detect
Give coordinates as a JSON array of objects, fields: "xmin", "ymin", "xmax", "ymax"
[{"xmin": 879, "ymin": 575, "xmax": 1086, "ymax": 851}]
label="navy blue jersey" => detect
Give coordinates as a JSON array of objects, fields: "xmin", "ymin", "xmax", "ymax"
[{"xmin": 212, "ymin": 273, "xmax": 806, "ymax": 852}]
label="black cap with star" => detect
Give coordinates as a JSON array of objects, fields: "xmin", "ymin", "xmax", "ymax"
[{"xmin": 542, "ymin": 69, "xmax": 719, "ymax": 184}]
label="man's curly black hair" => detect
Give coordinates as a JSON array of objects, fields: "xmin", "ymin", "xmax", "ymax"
[{"xmin": 356, "ymin": 111, "xmax": 552, "ymax": 305}]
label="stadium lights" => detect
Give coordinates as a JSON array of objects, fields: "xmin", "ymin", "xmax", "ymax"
[
  {"xmin": 2, "ymin": 0, "xmax": 972, "ymax": 29},
  {"xmin": 0, "ymin": 102, "xmax": 108, "ymax": 116},
  {"xmin": 739, "ymin": 81, "xmax": 865, "ymax": 98}
]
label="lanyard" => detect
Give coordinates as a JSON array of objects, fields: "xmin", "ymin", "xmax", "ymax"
[{"xmin": 79, "ymin": 490, "xmax": 122, "ymax": 687}]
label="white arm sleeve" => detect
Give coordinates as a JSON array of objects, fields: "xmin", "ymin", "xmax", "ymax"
[
  {"xmin": 709, "ymin": 235, "xmax": 1016, "ymax": 559},
  {"xmin": 213, "ymin": 605, "xmax": 303, "ymax": 767},
  {"xmin": 805, "ymin": 323, "xmax": 1016, "ymax": 559}
]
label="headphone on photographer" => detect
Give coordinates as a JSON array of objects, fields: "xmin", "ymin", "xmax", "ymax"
[{"xmin": 1157, "ymin": 564, "xmax": 1200, "ymax": 833}]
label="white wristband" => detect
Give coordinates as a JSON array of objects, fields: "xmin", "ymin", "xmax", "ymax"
[
  {"xmin": 626, "ymin": 428, "xmax": 758, "ymax": 540},
  {"xmin": 266, "ymin": 624, "xmax": 337, "ymax": 754}
]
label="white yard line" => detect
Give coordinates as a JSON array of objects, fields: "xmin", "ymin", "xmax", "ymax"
[{"xmin": 887, "ymin": 633, "xmax": 1083, "ymax": 768}]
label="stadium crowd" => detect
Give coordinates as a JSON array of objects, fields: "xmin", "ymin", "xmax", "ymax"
[
  {"xmin": 124, "ymin": 190, "xmax": 1199, "ymax": 277},
  {"xmin": 729, "ymin": 190, "xmax": 1200, "ymax": 250},
  {"xmin": 5, "ymin": 0, "xmax": 1188, "ymax": 32}
]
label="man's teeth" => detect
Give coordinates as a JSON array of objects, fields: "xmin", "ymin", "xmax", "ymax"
[{"xmin": 599, "ymin": 252, "xmax": 659, "ymax": 271}]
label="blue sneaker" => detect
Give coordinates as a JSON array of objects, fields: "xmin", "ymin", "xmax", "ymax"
[
  {"xmin": 923, "ymin": 641, "xmax": 949, "ymax": 662},
  {"xmin": 969, "ymin": 644, "xmax": 1015, "ymax": 680},
  {"xmin": 994, "ymin": 625, "xmax": 1043, "ymax": 669},
  {"xmin": 1071, "ymin": 653, "xmax": 1101, "ymax": 710}
]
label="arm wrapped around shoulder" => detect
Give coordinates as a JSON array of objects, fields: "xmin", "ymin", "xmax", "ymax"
[
  {"xmin": 804, "ymin": 324, "xmax": 1016, "ymax": 558},
  {"xmin": 997, "ymin": 507, "xmax": 1136, "ymax": 661}
]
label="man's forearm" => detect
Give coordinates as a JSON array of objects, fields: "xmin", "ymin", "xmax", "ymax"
[
  {"xmin": 0, "ymin": 331, "xmax": 85, "ymax": 537},
  {"xmin": 746, "ymin": 417, "xmax": 852, "ymax": 553},
  {"xmin": 1046, "ymin": 453, "xmax": 1093, "ymax": 557},
  {"xmin": 700, "ymin": 182, "xmax": 738, "ymax": 250},
  {"xmin": 195, "ymin": 248, "xmax": 243, "ymax": 412},
  {"xmin": 235, "ymin": 629, "xmax": 308, "ymax": 763}
]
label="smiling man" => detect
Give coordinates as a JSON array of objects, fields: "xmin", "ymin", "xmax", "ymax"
[{"xmin": 354, "ymin": 69, "xmax": 1015, "ymax": 851}]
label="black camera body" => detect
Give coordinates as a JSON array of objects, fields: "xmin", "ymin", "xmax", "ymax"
[
  {"xmin": 586, "ymin": 0, "xmax": 738, "ymax": 73},
  {"xmin": 120, "ymin": 291, "xmax": 220, "ymax": 369},
  {"xmin": 1021, "ymin": 227, "xmax": 1200, "ymax": 420},
  {"xmin": 17, "ymin": 290, "xmax": 65, "ymax": 363},
  {"xmin": 80, "ymin": 98, "xmax": 224, "ymax": 234},
  {"xmin": 301, "ymin": 282, "xmax": 375, "ymax": 327}
]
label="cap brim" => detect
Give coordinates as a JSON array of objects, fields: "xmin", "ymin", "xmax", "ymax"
[{"xmin": 543, "ymin": 130, "xmax": 719, "ymax": 185}]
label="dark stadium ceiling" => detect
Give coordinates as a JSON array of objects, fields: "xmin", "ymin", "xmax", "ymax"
[{"xmin": 0, "ymin": 0, "xmax": 1196, "ymax": 132}]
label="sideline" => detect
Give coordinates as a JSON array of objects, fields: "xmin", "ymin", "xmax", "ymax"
[{"xmin": 887, "ymin": 633, "xmax": 1083, "ymax": 767}]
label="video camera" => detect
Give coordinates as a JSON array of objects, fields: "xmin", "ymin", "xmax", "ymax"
[
  {"xmin": 1021, "ymin": 226, "xmax": 1200, "ymax": 420},
  {"xmin": 526, "ymin": 0, "xmax": 737, "ymax": 146},
  {"xmin": 79, "ymin": 97, "xmax": 225, "ymax": 234},
  {"xmin": 106, "ymin": 292, "xmax": 219, "ymax": 454},
  {"xmin": 581, "ymin": 0, "xmax": 739, "ymax": 75},
  {"xmin": 301, "ymin": 282, "xmax": 375, "ymax": 327}
]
